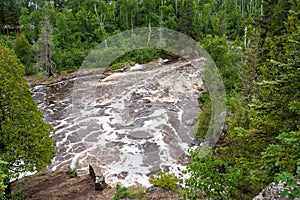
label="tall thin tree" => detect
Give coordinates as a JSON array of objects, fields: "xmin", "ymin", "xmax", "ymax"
[{"xmin": 35, "ymin": 16, "xmax": 55, "ymax": 77}]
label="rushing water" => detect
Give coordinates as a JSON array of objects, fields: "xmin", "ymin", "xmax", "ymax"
[{"xmin": 31, "ymin": 60, "xmax": 204, "ymax": 186}]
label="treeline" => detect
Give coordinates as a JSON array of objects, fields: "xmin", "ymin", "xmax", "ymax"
[
  {"xmin": 1, "ymin": 0, "xmax": 262, "ymax": 76},
  {"xmin": 188, "ymin": 0, "xmax": 300, "ymax": 199}
]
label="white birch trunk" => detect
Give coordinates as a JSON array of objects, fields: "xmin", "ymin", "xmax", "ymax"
[{"xmin": 94, "ymin": 4, "xmax": 107, "ymax": 47}]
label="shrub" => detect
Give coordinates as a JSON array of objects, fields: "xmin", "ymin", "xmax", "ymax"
[
  {"xmin": 66, "ymin": 166, "xmax": 77, "ymax": 178},
  {"xmin": 112, "ymin": 184, "xmax": 130, "ymax": 200},
  {"xmin": 112, "ymin": 184, "xmax": 146, "ymax": 200},
  {"xmin": 149, "ymin": 172, "xmax": 179, "ymax": 191},
  {"xmin": 182, "ymin": 149, "xmax": 240, "ymax": 200}
]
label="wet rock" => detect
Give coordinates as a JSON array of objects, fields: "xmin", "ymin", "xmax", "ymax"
[
  {"xmin": 185, "ymin": 117, "xmax": 198, "ymax": 126},
  {"xmin": 143, "ymin": 99, "xmax": 151, "ymax": 103},
  {"xmin": 84, "ymin": 132, "xmax": 100, "ymax": 142},
  {"xmin": 142, "ymin": 142, "xmax": 159, "ymax": 152},
  {"xmin": 86, "ymin": 122, "xmax": 102, "ymax": 132},
  {"xmin": 127, "ymin": 131, "xmax": 154, "ymax": 140},
  {"xmin": 32, "ymin": 61, "xmax": 204, "ymax": 186},
  {"xmin": 67, "ymin": 134, "xmax": 80, "ymax": 143},
  {"xmin": 95, "ymin": 102, "xmax": 111, "ymax": 108},
  {"xmin": 177, "ymin": 154, "xmax": 191, "ymax": 165},
  {"xmin": 131, "ymin": 91, "xmax": 143, "ymax": 99},
  {"xmin": 89, "ymin": 164, "xmax": 106, "ymax": 191},
  {"xmin": 116, "ymin": 171, "xmax": 128, "ymax": 179},
  {"xmin": 71, "ymin": 143, "xmax": 86, "ymax": 153},
  {"xmin": 191, "ymin": 138, "xmax": 205, "ymax": 146}
]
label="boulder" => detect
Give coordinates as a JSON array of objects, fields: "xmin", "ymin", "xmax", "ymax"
[{"xmin": 89, "ymin": 164, "xmax": 106, "ymax": 190}]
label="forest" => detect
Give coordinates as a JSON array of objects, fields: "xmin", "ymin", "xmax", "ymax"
[{"xmin": 0, "ymin": 0, "xmax": 299, "ymax": 199}]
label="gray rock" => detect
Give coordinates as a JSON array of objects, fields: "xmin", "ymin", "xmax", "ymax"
[
  {"xmin": 89, "ymin": 164, "xmax": 106, "ymax": 190},
  {"xmin": 253, "ymin": 180, "xmax": 300, "ymax": 200},
  {"xmin": 191, "ymin": 138, "xmax": 205, "ymax": 146}
]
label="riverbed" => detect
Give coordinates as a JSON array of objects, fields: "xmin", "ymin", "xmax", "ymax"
[{"xmin": 31, "ymin": 60, "xmax": 204, "ymax": 186}]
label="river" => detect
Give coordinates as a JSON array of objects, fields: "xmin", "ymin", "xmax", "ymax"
[{"xmin": 31, "ymin": 59, "xmax": 204, "ymax": 186}]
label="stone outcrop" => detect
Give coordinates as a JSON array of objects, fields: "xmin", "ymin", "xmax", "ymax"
[
  {"xmin": 253, "ymin": 180, "xmax": 300, "ymax": 200},
  {"xmin": 89, "ymin": 164, "xmax": 106, "ymax": 190}
]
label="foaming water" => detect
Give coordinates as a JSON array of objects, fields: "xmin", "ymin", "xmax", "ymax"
[{"xmin": 31, "ymin": 60, "xmax": 204, "ymax": 186}]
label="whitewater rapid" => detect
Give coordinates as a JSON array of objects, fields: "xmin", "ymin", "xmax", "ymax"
[{"xmin": 31, "ymin": 60, "xmax": 204, "ymax": 186}]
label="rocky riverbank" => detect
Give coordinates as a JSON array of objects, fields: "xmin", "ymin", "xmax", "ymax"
[{"xmin": 12, "ymin": 169, "xmax": 180, "ymax": 200}]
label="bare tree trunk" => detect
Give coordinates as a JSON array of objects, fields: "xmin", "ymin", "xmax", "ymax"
[
  {"xmin": 46, "ymin": 44, "xmax": 53, "ymax": 77},
  {"xmin": 159, "ymin": 10, "xmax": 164, "ymax": 56},
  {"xmin": 147, "ymin": 21, "xmax": 152, "ymax": 47},
  {"xmin": 94, "ymin": 3, "xmax": 107, "ymax": 47},
  {"xmin": 131, "ymin": 9, "xmax": 134, "ymax": 33},
  {"xmin": 35, "ymin": 17, "xmax": 55, "ymax": 77},
  {"xmin": 242, "ymin": 0, "xmax": 244, "ymax": 17},
  {"xmin": 175, "ymin": 0, "xmax": 178, "ymax": 16}
]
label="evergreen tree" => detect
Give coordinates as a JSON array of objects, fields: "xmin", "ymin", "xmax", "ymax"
[
  {"xmin": 180, "ymin": 0, "xmax": 194, "ymax": 37},
  {"xmin": 14, "ymin": 33, "xmax": 33, "ymax": 75},
  {"xmin": 218, "ymin": 0, "xmax": 300, "ymax": 198},
  {"xmin": 0, "ymin": 42, "xmax": 56, "ymax": 186}
]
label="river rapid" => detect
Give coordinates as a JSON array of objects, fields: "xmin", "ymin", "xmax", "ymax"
[{"xmin": 31, "ymin": 59, "xmax": 204, "ymax": 186}]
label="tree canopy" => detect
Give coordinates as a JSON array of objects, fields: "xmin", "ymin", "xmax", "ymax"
[{"xmin": 0, "ymin": 42, "xmax": 55, "ymax": 192}]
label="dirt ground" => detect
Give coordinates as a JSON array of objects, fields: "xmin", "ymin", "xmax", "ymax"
[
  {"xmin": 12, "ymin": 170, "xmax": 180, "ymax": 200},
  {"xmin": 12, "ymin": 170, "xmax": 115, "ymax": 200}
]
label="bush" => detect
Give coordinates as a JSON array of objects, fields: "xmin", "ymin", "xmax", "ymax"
[
  {"xmin": 112, "ymin": 184, "xmax": 130, "ymax": 200},
  {"xmin": 149, "ymin": 172, "xmax": 179, "ymax": 191},
  {"xmin": 0, "ymin": 160, "xmax": 7, "ymax": 196},
  {"xmin": 182, "ymin": 149, "xmax": 240, "ymax": 200},
  {"xmin": 112, "ymin": 184, "xmax": 146, "ymax": 200},
  {"xmin": 66, "ymin": 166, "xmax": 77, "ymax": 178}
]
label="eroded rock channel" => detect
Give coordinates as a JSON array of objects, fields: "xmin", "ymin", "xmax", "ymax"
[{"xmin": 31, "ymin": 60, "xmax": 205, "ymax": 186}]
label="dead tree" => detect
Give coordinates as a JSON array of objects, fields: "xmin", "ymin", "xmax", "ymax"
[{"xmin": 35, "ymin": 17, "xmax": 56, "ymax": 77}]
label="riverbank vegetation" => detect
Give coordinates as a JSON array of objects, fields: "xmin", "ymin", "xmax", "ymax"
[{"xmin": 0, "ymin": 0, "xmax": 299, "ymax": 199}]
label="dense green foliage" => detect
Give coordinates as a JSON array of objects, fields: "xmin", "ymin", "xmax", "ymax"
[
  {"xmin": 14, "ymin": 34, "xmax": 33, "ymax": 75},
  {"xmin": 112, "ymin": 184, "xmax": 145, "ymax": 200},
  {"xmin": 112, "ymin": 184, "xmax": 130, "ymax": 200},
  {"xmin": 0, "ymin": 43, "xmax": 55, "ymax": 194},
  {"xmin": 2, "ymin": 0, "xmax": 264, "ymax": 75},
  {"xmin": 190, "ymin": 0, "xmax": 300, "ymax": 199},
  {"xmin": 0, "ymin": 0, "xmax": 299, "ymax": 199},
  {"xmin": 0, "ymin": 160, "xmax": 7, "ymax": 195},
  {"xmin": 149, "ymin": 172, "xmax": 179, "ymax": 191},
  {"xmin": 183, "ymin": 149, "xmax": 240, "ymax": 199}
]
